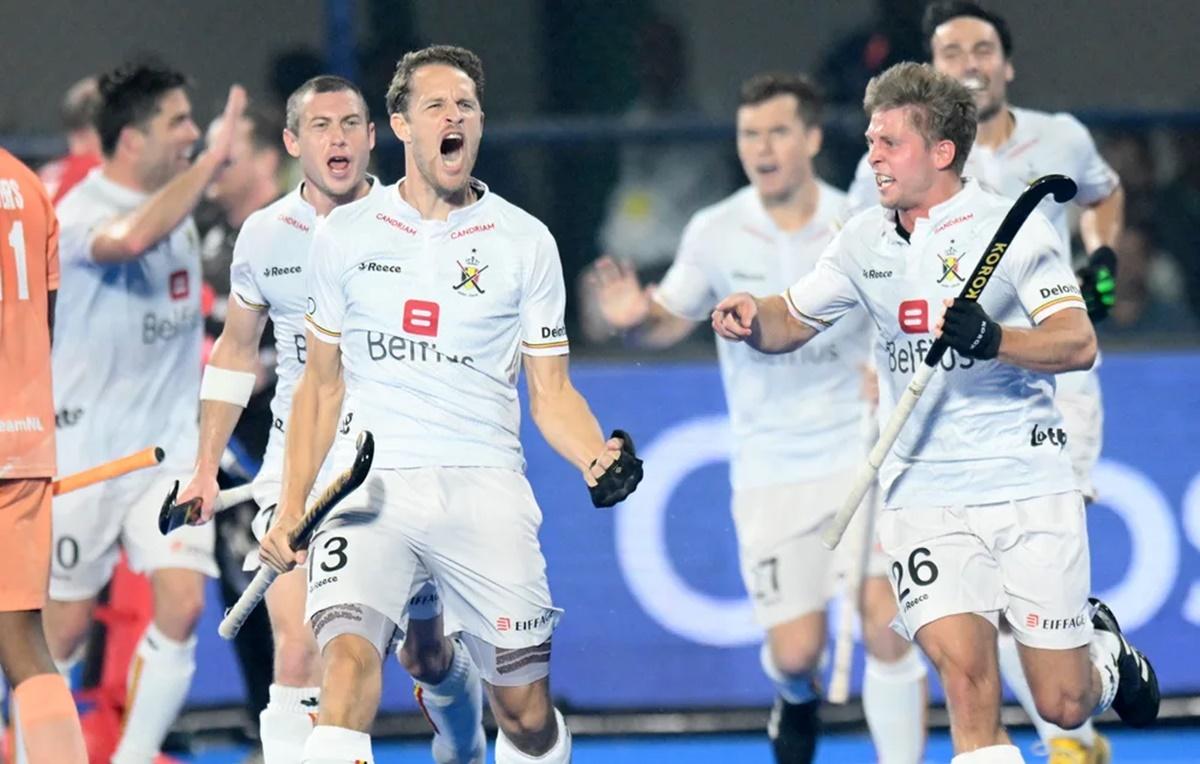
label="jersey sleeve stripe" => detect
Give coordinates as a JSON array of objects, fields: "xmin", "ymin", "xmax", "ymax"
[
  {"xmin": 783, "ymin": 288, "xmax": 833, "ymax": 328},
  {"xmin": 1030, "ymin": 294, "xmax": 1086, "ymax": 320},
  {"xmin": 304, "ymin": 316, "xmax": 341, "ymax": 338},
  {"xmin": 521, "ymin": 339, "xmax": 570, "ymax": 349},
  {"xmin": 232, "ymin": 291, "xmax": 268, "ymax": 311}
]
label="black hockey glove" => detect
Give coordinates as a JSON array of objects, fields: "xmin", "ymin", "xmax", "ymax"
[
  {"xmin": 589, "ymin": 430, "xmax": 644, "ymax": 508},
  {"xmin": 940, "ymin": 299, "xmax": 1002, "ymax": 360}
]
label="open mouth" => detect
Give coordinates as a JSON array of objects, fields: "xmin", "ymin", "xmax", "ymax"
[
  {"xmin": 876, "ymin": 173, "xmax": 895, "ymax": 191},
  {"xmin": 756, "ymin": 164, "xmax": 779, "ymax": 177},
  {"xmin": 961, "ymin": 76, "xmax": 987, "ymax": 93},
  {"xmin": 440, "ymin": 132, "xmax": 465, "ymax": 166},
  {"xmin": 327, "ymin": 154, "xmax": 351, "ymax": 178}
]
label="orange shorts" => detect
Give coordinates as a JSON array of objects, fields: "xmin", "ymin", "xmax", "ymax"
[{"xmin": 0, "ymin": 478, "xmax": 52, "ymax": 611}]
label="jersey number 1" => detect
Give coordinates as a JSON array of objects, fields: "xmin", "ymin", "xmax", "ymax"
[{"xmin": 1, "ymin": 220, "xmax": 30, "ymax": 301}]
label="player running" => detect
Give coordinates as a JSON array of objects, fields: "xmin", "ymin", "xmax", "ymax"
[
  {"xmin": 712, "ymin": 62, "xmax": 1157, "ymax": 764},
  {"xmin": 586, "ymin": 71, "xmax": 927, "ymax": 764}
]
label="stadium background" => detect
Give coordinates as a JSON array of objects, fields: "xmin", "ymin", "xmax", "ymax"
[{"xmin": 4, "ymin": 0, "xmax": 1200, "ymax": 761}]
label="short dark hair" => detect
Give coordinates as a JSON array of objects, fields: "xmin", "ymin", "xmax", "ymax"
[
  {"xmin": 61, "ymin": 76, "xmax": 101, "ymax": 134},
  {"xmin": 738, "ymin": 72, "xmax": 824, "ymax": 128},
  {"xmin": 922, "ymin": 1, "xmax": 1014, "ymax": 58},
  {"xmin": 386, "ymin": 45, "xmax": 485, "ymax": 116},
  {"xmin": 285, "ymin": 75, "xmax": 369, "ymax": 134},
  {"xmin": 96, "ymin": 57, "xmax": 189, "ymax": 158},
  {"xmin": 863, "ymin": 62, "xmax": 977, "ymax": 175}
]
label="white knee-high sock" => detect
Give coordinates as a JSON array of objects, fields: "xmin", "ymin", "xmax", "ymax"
[
  {"xmin": 1088, "ymin": 629, "xmax": 1121, "ymax": 716},
  {"xmin": 950, "ymin": 744, "xmax": 1026, "ymax": 762},
  {"xmin": 863, "ymin": 650, "xmax": 928, "ymax": 764},
  {"xmin": 302, "ymin": 725, "xmax": 373, "ymax": 764},
  {"xmin": 260, "ymin": 684, "xmax": 321, "ymax": 763},
  {"xmin": 495, "ymin": 708, "xmax": 571, "ymax": 764},
  {"xmin": 997, "ymin": 632, "xmax": 1095, "ymax": 745},
  {"xmin": 414, "ymin": 638, "xmax": 485, "ymax": 764},
  {"xmin": 111, "ymin": 623, "xmax": 197, "ymax": 764}
]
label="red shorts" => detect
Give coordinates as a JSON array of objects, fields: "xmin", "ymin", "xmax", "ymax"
[{"xmin": 0, "ymin": 478, "xmax": 52, "ymax": 611}]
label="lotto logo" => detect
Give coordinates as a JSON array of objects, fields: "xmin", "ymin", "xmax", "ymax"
[
  {"xmin": 169, "ymin": 270, "xmax": 189, "ymax": 300},
  {"xmin": 1026, "ymin": 613, "xmax": 1040, "ymax": 628},
  {"xmin": 403, "ymin": 300, "xmax": 440, "ymax": 337},
  {"xmin": 496, "ymin": 616, "xmax": 511, "ymax": 632},
  {"xmin": 898, "ymin": 299, "xmax": 929, "ymax": 333}
]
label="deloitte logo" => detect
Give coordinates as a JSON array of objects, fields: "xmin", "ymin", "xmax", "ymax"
[{"xmin": 614, "ymin": 415, "xmax": 762, "ymax": 647}]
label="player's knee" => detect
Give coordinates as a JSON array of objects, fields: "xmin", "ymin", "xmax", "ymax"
[
  {"xmin": 1031, "ymin": 685, "xmax": 1091, "ymax": 730},
  {"xmin": 769, "ymin": 639, "xmax": 823, "ymax": 676},
  {"xmin": 153, "ymin": 583, "xmax": 205, "ymax": 640},
  {"xmin": 397, "ymin": 633, "xmax": 451, "ymax": 682},
  {"xmin": 492, "ymin": 690, "xmax": 555, "ymax": 755},
  {"xmin": 273, "ymin": 629, "xmax": 321, "ymax": 686},
  {"xmin": 323, "ymin": 634, "xmax": 382, "ymax": 687}
]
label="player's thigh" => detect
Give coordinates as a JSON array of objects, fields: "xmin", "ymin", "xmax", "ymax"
[
  {"xmin": 48, "ymin": 479, "xmax": 122, "ymax": 602},
  {"xmin": 996, "ymin": 492, "xmax": 1093, "ymax": 651},
  {"xmin": 876, "ymin": 506, "xmax": 1006, "ymax": 641},
  {"xmin": 1016, "ymin": 641, "xmax": 1093, "ymax": 708},
  {"xmin": 0, "ymin": 478, "xmax": 53, "ymax": 613},
  {"xmin": 304, "ymin": 471, "xmax": 422, "ymax": 636},
  {"xmin": 426, "ymin": 469, "xmax": 561, "ymax": 653},
  {"xmin": 915, "ymin": 612, "xmax": 1001, "ymax": 707},
  {"xmin": 121, "ymin": 471, "xmax": 217, "ymax": 579},
  {"xmin": 732, "ymin": 475, "xmax": 853, "ymax": 629}
]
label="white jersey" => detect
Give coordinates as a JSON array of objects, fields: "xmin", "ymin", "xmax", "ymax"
[
  {"xmin": 654, "ymin": 182, "xmax": 870, "ymax": 490},
  {"xmin": 305, "ymin": 179, "xmax": 569, "ymax": 470},
  {"xmin": 53, "ymin": 170, "xmax": 202, "ymax": 474},
  {"xmin": 229, "ymin": 179, "xmax": 383, "ymax": 487},
  {"xmin": 845, "ymin": 106, "xmax": 1119, "ymax": 251},
  {"xmin": 786, "ymin": 180, "xmax": 1085, "ymax": 509}
]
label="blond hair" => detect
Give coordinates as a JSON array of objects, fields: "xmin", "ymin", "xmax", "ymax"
[{"xmin": 863, "ymin": 62, "xmax": 977, "ymax": 174}]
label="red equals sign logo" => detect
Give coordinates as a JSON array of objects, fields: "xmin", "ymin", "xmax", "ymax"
[
  {"xmin": 402, "ymin": 300, "xmax": 440, "ymax": 337},
  {"xmin": 496, "ymin": 616, "xmax": 511, "ymax": 632},
  {"xmin": 897, "ymin": 299, "xmax": 929, "ymax": 334}
]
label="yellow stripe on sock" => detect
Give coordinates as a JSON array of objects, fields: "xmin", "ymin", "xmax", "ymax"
[{"xmin": 120, "ymin": 654, "xmax": 145, "ymax": 738}]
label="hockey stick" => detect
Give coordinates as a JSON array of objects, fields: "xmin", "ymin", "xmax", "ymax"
[
  {"xmin": 218, "ymin": 431, "xmax": 374, "ymax": 639},
  {"xmin": 52, "ymin": 446, "xmax": 164, "ymax": 495},
  {"xmin": 822, "ymin": 175, "xmax": 1078, "ymax": 549},
  {"xmin": 828, "ymin": 415, "xmax": 881, "ymax": 704},
  {"xmin": 157, "ymin": 481, "xmax": 257, "ymax": 535}
]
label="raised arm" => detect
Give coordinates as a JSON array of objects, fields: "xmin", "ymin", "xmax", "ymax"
[{"xmin": 90, "ymin": 86, "xmax": 246, "ymax": 263}]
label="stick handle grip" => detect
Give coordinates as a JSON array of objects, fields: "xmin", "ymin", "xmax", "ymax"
[{"xmin": 219, "ymin": 565, "xmax": 278, "ymax": 639}]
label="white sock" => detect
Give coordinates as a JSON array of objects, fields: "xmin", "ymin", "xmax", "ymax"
[
  {"xmin": 495, "ymin": 707, "xmax": 571, "ymax": 764},
  {"xmin": 414, "ymin": 638, "xmax": 485, "ymax": 764},
  {"xmin": 997, "ymin": 632, "xmax": 1095, "ymax": 746},
  {"xmin": 1089, "ymin": 629, "xmax": 1121, "ymax": 715},
  {"xmin": 950, "ymin": 744, "xmax": 1026, "ymax": 762},
  {"xmin": 758, "ymin": 642, "xmax": 820, "ymax": 704},
  {"xmin": 302, "ymin": 725, "xmax": 373, "ymax": 763},
  {"xmin": 111, "ymin": 623, "xmax": 197, "ymax": 764},
  {"xmin": 863, "ymin": 650, "xmax": 928, "ymax": 764},
  {"xmin": 261, "ymin": 684, "xmax": 321, "ymax": 764}
]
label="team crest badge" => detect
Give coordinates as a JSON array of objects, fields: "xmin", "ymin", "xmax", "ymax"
[
  {"xmin": 937, "ymin": 246, "xmax": 963, "ymax": 286},
  {"xmin": 453, "ymin": 252, "xmax": 488, "ymax": 296}
]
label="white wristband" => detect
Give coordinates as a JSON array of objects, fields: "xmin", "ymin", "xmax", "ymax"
[{"xmin": 200, "ymin": 365, "xmax": 257, "ymax": 406}]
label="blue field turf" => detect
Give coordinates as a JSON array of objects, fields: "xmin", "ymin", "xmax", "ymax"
[{"xmin": 180, "ymin": 726, "xmax": 1200, "ymax": 763}]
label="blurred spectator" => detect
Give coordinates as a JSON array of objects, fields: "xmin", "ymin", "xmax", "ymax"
[
  {"xmin": 1156, "ymin": 130, "xmax": 1200, "ymax": 328},
  {"xmin": 1088, "ymin": 129, "xmax": 1197, "ymax": 335},
  {"xmin": 815, "ymin": 0, "xmax": 925, "ymax": 187},
  {"xmin": 583, "ymin": 14, "xmax": 734, "ymax": 341},
  {"xmin": 38, "ymin": 76, "xmax": 103, "ymax": 204}
]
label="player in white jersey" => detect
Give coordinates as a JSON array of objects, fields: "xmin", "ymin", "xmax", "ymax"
[
  {"xmin": 46, "ymin": 59, "xmax": 246, "ymax": 763},
  {"xmin": 846, "ymin": 6, "xmax": 1126, "ymax": 759},
  {"xmin": 258, "ymin": 46, "xmax": 642, "ymax": 764},
  {"xmin": 712, "ymin": 63, "xmax": 1158, "ymax": 764},
  {"xmin": 586, "ymin": 72, "xmax": 927, "ymax": 764},
  {"xmin": 174, "ymin": 74, "xmax": 487, "ymax": 764}
]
